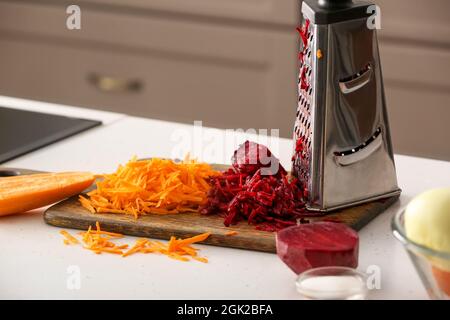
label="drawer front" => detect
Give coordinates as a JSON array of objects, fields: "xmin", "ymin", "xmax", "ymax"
[
  {"xmin": 0, "ymin": 32, "xmax": 298, "ymax": 136},
  {"xmin": 386, "ymin": 86, "xmax": 450, "ymax": 161},
  {"xmin": 379, "ymin": 41, "xmax": 450, "ymax": 161},
  {"xmin": 0, "ymin": 1, "xmax": 288, "ymax": 62},
  {"xmin": 0, "ymin": 0, "xmax": 298, "ymax": 44},
  {"xmin": 376, "ymin": 0, "xmax": 450, "ymax": 45},
  {"xmin": 380, "ymin": 42, "xmax": 450, "ymax": 91},
  {"xmin": 85, "ymin": 0, "xmax": 299, "ymax": 26}
]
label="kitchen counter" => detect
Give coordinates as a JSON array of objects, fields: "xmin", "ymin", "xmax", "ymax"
[{"xmin": 1, "ymin": 96, "xmax": 449, "ymax": 300}]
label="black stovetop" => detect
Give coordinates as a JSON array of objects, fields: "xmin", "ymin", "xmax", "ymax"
[{"xmin": 0, "ymin": 106, "xmax": 101, "ymax": 163}]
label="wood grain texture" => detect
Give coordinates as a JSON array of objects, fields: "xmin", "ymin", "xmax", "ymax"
[
  {"xmin": 44, "ymin": 194, "xmax": 399, "ymax": 253},
  {"xmin": 1, "ymin": 166, "xmax": 399, "ymax": 253}
]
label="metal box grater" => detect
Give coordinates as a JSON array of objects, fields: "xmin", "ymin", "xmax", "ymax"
[{"xmin": 292, "ymin": 0, "xmax": 401, "ymax": 212}]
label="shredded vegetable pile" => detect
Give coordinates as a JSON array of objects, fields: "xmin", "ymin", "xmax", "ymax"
[
  {"xmin": 201, "ymin": 141, "xmax": 315, "ymax": 232},
  {"xmin": 78, "ymin": 222, "xmax": 128, "ymax": 255},
  {"xmin": 60, "ymin": 222, "xmax": 210, "ymax": 262},
  {"xmin": 79, "ymin": 157, "xmax": 220, "ymax": 217}
]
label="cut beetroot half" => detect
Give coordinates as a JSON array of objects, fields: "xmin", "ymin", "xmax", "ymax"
[
  {"xmin": 276, "ymin": 222, "xmax": 359, "ymax": 275},
  {"xmin": 232, "ymin": 141, "xmax": 286, "ymax": 177}
]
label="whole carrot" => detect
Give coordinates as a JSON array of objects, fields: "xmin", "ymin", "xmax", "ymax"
[{"xmin": 0, "ymin": 172, "xmax": 94, "ymax": 216}]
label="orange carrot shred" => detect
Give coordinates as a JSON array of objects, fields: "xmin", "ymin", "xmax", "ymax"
[
  {"xmin": 225, "ymin": 231, "xmax": 238, "ymax": 236},
  {"xmin": 123, "ymin": 232, "xmax": 210, "ymax": 262},
  {"xmin": 79, "ymin": 157, "xmax": 219, "ymax": 217},
  {"xmin": 176, "ymin": 232, "xmax": 211, "ymax": 247},
  {"xmin": 75, "ymin": 223, "xmax": 126, "ymax": 254},
  {"xmin": 193, "ymin": 257, "xmax": 209, "ymax": 263},
  {"xmin": 59, "ymin": 222, "xmax": 210, "ymax": 262},
  {"xmin": 60, "ymin": 230, "xmax": 79, "ymax": 245}
]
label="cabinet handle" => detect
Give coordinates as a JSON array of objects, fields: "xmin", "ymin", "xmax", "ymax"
[{"xmin": 88, "ymin": 73, "xmax": 143, "ymax": 93}]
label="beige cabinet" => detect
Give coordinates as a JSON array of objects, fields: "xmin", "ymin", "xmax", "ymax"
[
  {"xmin": 376, "ymin": 0, "xmax": 450, "ymax": 160},
  {"xmin": 0, "ymin": 0, "xmax": 448, "ymax": 160},
  {"xmin": 0, "ymin": 0, "xmax": 298, "ymax": 133}
]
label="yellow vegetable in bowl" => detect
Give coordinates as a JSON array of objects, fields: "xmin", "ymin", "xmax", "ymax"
[
  {"xmin": 405, "ymin": 188, "xmax": 450, "ymax": 254},
  {"xmin": 405, "ymin": 188, "xmax": 450, "ymax": 296}
]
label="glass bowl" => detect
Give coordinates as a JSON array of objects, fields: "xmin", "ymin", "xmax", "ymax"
[
  {"xmin": 296, "ymin": 267, "xmax": 368, "ymax": 300},
  {"xmin": 392, "ymin": 209, "xmax": 450, "ymax": 300}
]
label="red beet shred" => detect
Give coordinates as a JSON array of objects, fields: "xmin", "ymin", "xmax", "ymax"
[{"xmin": 201, "ymin": 141, "xmax": 315, "ymax": 232}]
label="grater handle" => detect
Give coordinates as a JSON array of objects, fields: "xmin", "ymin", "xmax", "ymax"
[
  {"xmin": 334, "ymin": 129, "xmax": 383, "ymax": 166},
  {"xmin": 304, "ymin": 0, "xmax": 372, "ymax": 24},
  {"xmin": 339, "ymin": 65, "xmax": 372, "ymax": 94},
  {"xmin": 318, "ymin": 0, "xmax": 353, "ymax": 8}
]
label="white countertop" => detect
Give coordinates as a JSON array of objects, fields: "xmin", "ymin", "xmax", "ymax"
[{"xmin": 1, "ymin": 96, "xmax": 449, "ymax": 300}]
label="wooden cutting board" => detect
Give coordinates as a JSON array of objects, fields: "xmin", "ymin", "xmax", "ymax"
[{"xmin": 0, "ymin": 166, "xmax": 399, "ymax": 253}]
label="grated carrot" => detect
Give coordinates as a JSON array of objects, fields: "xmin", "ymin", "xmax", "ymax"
[
  {"xmin": 122, "ymin": 238, "xmax": 148, "ymax": 257},
  {"xmin": 192, "ymin": 256, "xmax": 209, "ymax": 263},
  {"xmin": 79, "ymin": 157, "xmax": 219, "ymax": 217},
  {"xmin": 225, "ymin": 231, "xmax": 238, "ymax": 237},
  {"xmin": 60, "ymin": 230, "xmax": 79, "ymax": 245},
  {"xmin": 78, "ymin": 222, "xmax": 126, "ymax": 255},
  {"xmin": 59, "ymin": 222, "xmax": 210, "ymax": 263},
  {"xmin": 122, "ymin": 232, "xmax": 211, "ymax": 263},
  {"xmin": 175, "ymin": 232, "xmax": 211, "ymax": 247}
]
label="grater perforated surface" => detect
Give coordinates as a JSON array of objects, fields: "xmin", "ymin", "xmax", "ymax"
[
  {"xmin": 292, "ymin": 19, "xmax": 314, "ymax": 197},
  {"xmin": 289, "ymin": 1, "xmax": 401, "ymax": 211}
]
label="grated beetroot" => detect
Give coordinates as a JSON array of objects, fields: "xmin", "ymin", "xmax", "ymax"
[{"xmin": 202, "ymin": 141, "xmax": 318, "ymax": 232}]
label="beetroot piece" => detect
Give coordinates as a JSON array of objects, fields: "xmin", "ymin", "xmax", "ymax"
[
  {"xmin": 232, "ymin": 141, "xmax": 287, "ymax": 177},
  {"xmin": 201, "ymin": 141, "xmax": 318, "ymax": 231},
  {"xmin": 276, "ymin": 222, "xmax": 359, "ymax": 274}
]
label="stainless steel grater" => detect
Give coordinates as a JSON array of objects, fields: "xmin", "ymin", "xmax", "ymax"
[{"xmin": 292, "ymin": 0, "xmax": 401, "ymax": 212}]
